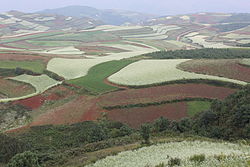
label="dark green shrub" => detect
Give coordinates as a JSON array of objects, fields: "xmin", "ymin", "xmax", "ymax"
[
  {"xmin": 189, "ymin": 154, "xmax": 206, "ymax": 163},
  {"xmin": 155, "ymin": 162, "xmax": 165, "ymax": 167},
  {"xmin": 8, "ymin": 151, "xmax": 40, "ymax": 167},
  {"xmin": 168, "ymin": 157, "xmax": 181, "ymax": 166},
  {"xmin": 140, "ymin": 123, "xmax": 151, "ymax": 144},
  {"xmin": 154, "ymin": 117, "xmax": 170, "ymax": 132}
]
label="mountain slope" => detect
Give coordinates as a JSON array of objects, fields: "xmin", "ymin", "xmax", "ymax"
[{"xmin": 39, "ymin": 6, "xmax": 155, "ymax": 25}]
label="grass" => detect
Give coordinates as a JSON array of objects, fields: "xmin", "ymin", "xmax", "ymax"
[
  {"xmin": 0, "ymin": 60, "xmax": 45, "ymax": 73},
  {"xmin": 187, "ymin": 101, "xmax": 211, "ymax": 117},
  {"xmin": 67, "ymin": 59, "xmax": 136, "ymax": 94}
]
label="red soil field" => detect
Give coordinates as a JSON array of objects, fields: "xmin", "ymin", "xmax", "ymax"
[
  {"xmin": 107, "ymin": 102, "xmax": 188, "ymax": 128},
  {"xmin": 14, "ymin": 85, "xmax": 74, "ymax": 110},
  {"xmin": 0, "ymin": 53, "xmax": 49, "ymax": 62},
  {"xmin": 178, "ymin": 59, "xmax": 250, "ymax": 82},
  {"xmin": 98, "ymin": 83, "xmax": 237, "ymax": 107},
  {"xmin": 76, "ymin": 45, "xmax": 128, "ymax": 54},
  {"xmin": 30, "ymin": 96, "xmax": 105, "ymax": 126}
]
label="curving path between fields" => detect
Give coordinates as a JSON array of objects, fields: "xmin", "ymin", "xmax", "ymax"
[{"xmin": 0, "ymin": 74, "xmax": 61, "ymax": 102}]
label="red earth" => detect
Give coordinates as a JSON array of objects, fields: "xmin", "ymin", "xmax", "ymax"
[
  {"xmin": 30, "ymin": 95, "xmax": 105, "ymax": 126},
  {"xmin": 0, "ymin": 53, "xmax": 50, "ymax": 62},
  {"xmin": 13, "ymin": 85, "xmax": 74, "ymax": 110},
  {"xmin": 98, "ymin": 83, "xmax": 237, "ymax": 107},
  {"xmin": 107, "ymin": 102, "xmax": 188, "ymax": 128},
  {"xmin": 178, "ymin": 59, "xmax": 250, "ymax": 82}
]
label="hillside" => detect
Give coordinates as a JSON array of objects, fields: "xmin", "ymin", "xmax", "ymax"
[
  {"xmin": 0, "ymin": 10, "xmax": 103, "ymax": 37},
  {"xmin": 39, "ymin": 6, "xmax": 155, "ymax": 25}
]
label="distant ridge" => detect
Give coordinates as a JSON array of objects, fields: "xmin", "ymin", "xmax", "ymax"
[{"xmin": 38, "ymin": 5, "xmax": 155, "ymax": 25}]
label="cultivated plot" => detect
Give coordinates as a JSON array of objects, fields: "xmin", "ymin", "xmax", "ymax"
[
  {"xmin": 86, "ymin": 141, "xmax": 250, "ymax": 167},
  {"xmin": 0, "ymin": 74, "xmax": 61, "ymax": 102},
  {"xmin": 108, "ymin": 59, "xmax": 247, "ymax": 86}
]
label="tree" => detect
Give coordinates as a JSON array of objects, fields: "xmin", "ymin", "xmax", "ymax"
[
  {"xmin": 8, "ymin": 151, "xmax": 40, "ymax": 167},
  {"xmin": 154, "ymin": 117, "xmax": 170, "ymax": 132},
  {"xmin": 140, "ymin": 123, "xmax": 151, "ymax": 144}
]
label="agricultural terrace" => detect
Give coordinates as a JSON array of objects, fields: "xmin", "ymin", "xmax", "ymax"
[
  {"xmin": 0, "ymin": 31, "xmax": 64, "ymax": 44},
  {"xmin": 38, "ymin": 46, "xmax": 85, "ymax": 55},
  {"xmin": 178, "ymin": 59, "xmax": 250, "ymax": 82},
  {"xmin": 27, "ymin": 40, "xmax": 81, "ymax": 47},
  {"xmin": 106, "ymin": 101, "xmax": 210, "ymax": 128},
  {"xmin": 67, "ymin": 60, "xmax": 136, "ymax": 94},
  {"xmin": 0, "ymin": 74, "xmax": 61, "ymax": 102},
  {"xmin": 108, "ymin": 59, "xmax": 247, "ymax": 86},
  {"xmin": 36, "ymin": 31, "xmax": 120, "ymax": 43},
  {"xmin": 0, "ymin": 78, "xmax": 35, "ymax": 98},
  {"xmin": 86, "ymin": 141, "xmax": 250, "ymax": 167},
  {"xmin": 47, "ymin": 43, "xmax": 157, "ymax": 80},
  {"xmin": 98, "ymin": 84, "xmax": 237, "ymax": 107},
  {"xmin": 0, "ymin": 60, "xmax": 45, "ymax": 74}
]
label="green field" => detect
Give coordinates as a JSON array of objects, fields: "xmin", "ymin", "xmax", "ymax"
[
  {"xmin": 37, "ymin": 31, "xmax": 120, "ymax": 43},
  {"xmin": 187, "ymin": 101, "xmax": 211, "ymax": 117},
  {"xmin": 0, "ymin": 60, "xmax": 45, "ymax": 74},
  {"xmin": 67, "ymin": 59, "xmax": 136, "ymax": 94}
]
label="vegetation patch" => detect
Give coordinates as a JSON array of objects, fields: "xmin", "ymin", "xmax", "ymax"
[
  {"xmin": 67, "ymin": 60, "xmax": 136, "ymax": 94},
  {"xmin": 0, "ymin": 60, "xmax": 45, "ymax": 74},
  {"xmin": 187, "ymin": 101, "xmax": 211, "ymax": 117},
  {"xmin": 143, "ymin": 48, "xmax": 250, "ymax": 59}
]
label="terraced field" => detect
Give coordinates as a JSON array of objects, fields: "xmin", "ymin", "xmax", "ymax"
[
  {"xmin": 178, "ymin": 59, "xmax": 250, "ymax": 82},
  {"xmin": 47, "ymin": 43, "xmax": 157, "ymax": 80},
  {"xmin": 108, "ymin": 59, "xmax": 247, "ymax": 86},
  {"xmin": 0, "ymin": 60, "xmax": 45, "ymax": 73},
  {"xmin": 98, "ymin": 84, "xmax": 237, "ymax": 107}
]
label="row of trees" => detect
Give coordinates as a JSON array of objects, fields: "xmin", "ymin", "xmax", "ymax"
[{"xmin": 143, "ymin": 48, "xmax": 250, "ymax": 59}]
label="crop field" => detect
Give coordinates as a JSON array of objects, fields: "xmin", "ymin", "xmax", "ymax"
[
  {"xmin": 106, "ymin": 101, "xmax": 188, "ymax": 128},
  {"xmin": 30, "ymin": 95, "xmax": 103, "ymax": 126},
  {"xmin": 0, "ymin": 78, "xmax": 35, "ymax": 98},
  {"xmin": 187, "ymin": 35, "xmax": 232, "ymax": 48},
  {"xmin": 37, "ymin": 31, "xmax": 120, "ymax": 43},
  {"xmin": 0, "ymin": 31, "xmax": 64, "ymax": 44},
  {"xmin": 108, "ymin": 59, "xmax": 247, "ymax": 86},
  {"xmin": 86, "ymin": 141, "xmax": 250, "ymax": 167},
  {"xmin": 178, "ymin": 59, "xmax": 250, "ymax": 82},
  {"xmin": 27, "ymin": 40, "xmax": 81, "ymax": 47},
  {"xmin": 0, "ymin": 52, "xmax": 49, "ymax": 62},
  {"xmin": 67, "ymin": 60, "xmax": 136, "ymax": 94},
  {"xmin": 47, "ymin": 44, "xmax": 157, "ymax": 80},
  {"xmin": 76, "ymin": 45, "xmax": 128, "ymax": 55},
  {"xmin": 39, "ymin": 46, "xmax": 85, "ymax": 55},
  {"xmin": 240, "ymin": 58, "xmax": 250, "ymax": 66},
  {"xmin": 47, "ymin": 58, "xmax": 110, "ymax": 80},
  {"xmin": 0, "ymin": 60, "xmax": 45, "ymax": 73},
  {"xmin": 98, "ymin": 83, "xmax": 237, "ymax": 107},
  {"xmin": 0, "ymin": 74, "xmax": 62, "ymax": 102}
]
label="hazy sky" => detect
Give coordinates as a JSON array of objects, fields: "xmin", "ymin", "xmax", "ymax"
[{"xmin": 1, "ymin": 0, "xmax": 250, "ymax": 15}]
